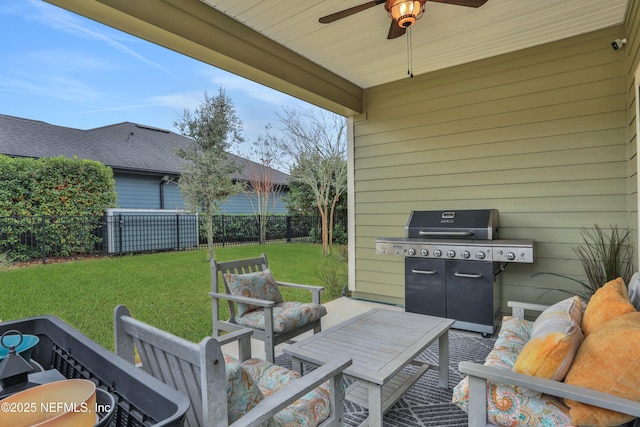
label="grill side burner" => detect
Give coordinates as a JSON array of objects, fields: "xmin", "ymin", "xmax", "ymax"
[{"xmin": 376, "ymin": 209, "xmax": 535, "ymax": 336}]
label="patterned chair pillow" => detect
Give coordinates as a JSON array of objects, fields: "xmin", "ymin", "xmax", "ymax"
[
  {"xmin": 241, "ymin": 358, "xmax": 331, "ymax": 426},
  {"xmin": 452, "ymin": 316, "xmax": 574, "ymax": 427},
  {"xmin": 235, "ymin": 302, "xmax": 327, "ymax": 333},
  {"xmin": 225, "ymin": 269, "xmax": 284, "ymax": 317},
  {"xmin": 223, "ymin": 355, "xmax": 269, "ymax": 424}
]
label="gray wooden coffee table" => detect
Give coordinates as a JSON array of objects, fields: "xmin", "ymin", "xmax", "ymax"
[{"xmin": 283, "ymin": 308, "xmax": 454, "ymax": 427}]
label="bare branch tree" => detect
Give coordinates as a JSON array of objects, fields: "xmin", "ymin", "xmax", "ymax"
[
  {"xmin": 275, "ymin": 107, "xmax": 347, "ymax": 256},
  {"xmin": 243, "ymin": 126, "xmax": 286, "ymax": 243}
]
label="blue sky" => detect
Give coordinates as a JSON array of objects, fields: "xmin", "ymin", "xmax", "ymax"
[{"xmin": 0, "ymin": 0, "xmax": 320, "ymax": 159}]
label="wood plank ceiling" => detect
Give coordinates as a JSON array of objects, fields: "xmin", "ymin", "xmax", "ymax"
[{"xmin": 201, "ymin": 0, "xmax": 629, "ymax": 89}]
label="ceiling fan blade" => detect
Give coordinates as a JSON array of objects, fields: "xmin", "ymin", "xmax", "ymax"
[
  {"xmin": 387, "ymin": 20, "xmax": 406, "ymax": 39},
  {"xmin": 319, "ymin": 0, "xmax": 386, "ymax": 24},
  {"xmin": 428, "ymin": 0, "xmax": 488, "ymax": 7}
]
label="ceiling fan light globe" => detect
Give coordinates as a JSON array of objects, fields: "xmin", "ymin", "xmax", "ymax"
[{"xmin": 385, "ymin": 0, "xmax": 426, "ymax": 25}]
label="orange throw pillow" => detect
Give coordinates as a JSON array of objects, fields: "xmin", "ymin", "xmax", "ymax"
[
  {"xmin": 581, "ymin": 277, "xmax": 635, "ymax": 336},
  {"xmin": 564, "ymin": 311, "xmax": 640, "ymax": 426}
]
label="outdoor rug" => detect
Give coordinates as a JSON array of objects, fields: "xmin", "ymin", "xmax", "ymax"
[{"xmin": 275, "ymin": 331, "xmax": 495, "ymax": 427}]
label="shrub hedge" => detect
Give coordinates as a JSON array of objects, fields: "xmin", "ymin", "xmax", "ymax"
[
  {"xmin": 0, "ymin": 155, "xmax": 117, "ymax": 260},
  {"xmin": 204, "ymin": 214, "xmax": 317, "ymax": 244}
]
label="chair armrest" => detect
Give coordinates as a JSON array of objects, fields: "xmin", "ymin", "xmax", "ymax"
[
  {"xmin": 230, "ymin": 357, "xmax": 352, "ymax": 427},
  {"xmin": 209, "ymin": 292, "xmax": 276, "ymax": 307},
  {"xmin": 507, "ymin": 301, "xmax": 549, "ymax": 319},
  {"xmin": 276, "ymin": 281, "xmax": 324, "ymax": 292},
  {"xmin": 276, "ymin": 282, "xmax": 324, "ymax": 305},
  {"xmin": 214, "ymin": 328, "xmax": 253, "ymax": 361},
  {"xmin": 459, "ymin": 362, "xmax": 640, "ymax": 420}
]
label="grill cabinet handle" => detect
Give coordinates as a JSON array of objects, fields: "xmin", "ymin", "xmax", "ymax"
[
  {"xmin": 454, "ymin": 272, "xmax": 483, "ymax": 279},
  {"xmin": 411, "ymin": 269, "xmax": 437, "ymax": 275},
  {"xmin": 418, "ymin": 231, "xmax": 474, "ymax": 237}
]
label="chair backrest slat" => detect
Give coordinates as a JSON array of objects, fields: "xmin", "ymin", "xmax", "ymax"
[
  {"xmin": 215, "ymin": 254, "xmax": 269, "ymax": 276},
  {"xmin": 115, "ymin": 305, "xmax": 227, "ymax": 427}
]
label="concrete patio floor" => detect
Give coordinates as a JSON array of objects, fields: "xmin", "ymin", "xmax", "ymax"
[{"xmin": 221, "ymin": 296, "xmax": 403, "ymax": 360}]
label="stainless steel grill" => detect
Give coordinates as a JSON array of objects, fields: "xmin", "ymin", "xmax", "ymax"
[{"xmin": 376, "ymin": 209, "xmax": 534, "ymax": 336}]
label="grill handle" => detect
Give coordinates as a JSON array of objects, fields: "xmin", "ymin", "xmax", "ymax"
[
  {"xmin": 418, "ymin": 231, "xmax": 474, "ymax": 237},
  {"xmin": 454, "ymin": 272, "xmax": 483, "ymax": 279},
  {"xmin": 411, "ymin": 269, "xmax": 437, "ymax": 275}
]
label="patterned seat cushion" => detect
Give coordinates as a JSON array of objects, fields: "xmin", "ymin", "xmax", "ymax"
[
  {"xmin": 452, "ymin": 316, "xmax": 574, "ymax": 427},
  {"xmin": 224, "ymin": 355, "xmax": 268, "ymax": 424},
  {"xmin": 235, "ymin": 302, "xmax": 327, "ymax": 334},
  {"xmin": 241, "ymin": 358, "xmax": 331, "ymax": 426}
]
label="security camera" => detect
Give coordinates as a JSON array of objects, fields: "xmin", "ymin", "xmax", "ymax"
[{"xmin": 611, "ymin": 38, "xmax": 627, "ymax": 50}]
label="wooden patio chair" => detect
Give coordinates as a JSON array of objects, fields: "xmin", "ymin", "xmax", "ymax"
[
  {"xmin": 114, "ymin": 305, "xmax": 350, "ymax": 427},
  {"xmin": 210, "ymin": 253, "xmax": 326, "ymax": 362}
]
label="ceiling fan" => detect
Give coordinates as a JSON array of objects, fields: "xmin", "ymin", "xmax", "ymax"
[{"xmin": 319, "ymin": 0, "xmax": 488, "ymax": 39}]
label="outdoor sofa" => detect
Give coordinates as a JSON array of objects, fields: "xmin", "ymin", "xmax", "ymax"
[{"xmin": 454, "ymin": 276, "xmax": 640, "ymax": 427}]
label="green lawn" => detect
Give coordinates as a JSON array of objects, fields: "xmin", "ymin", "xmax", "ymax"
[{"xmin": 0, "ymin": 244, "xmax": 340, "ymax": 350}]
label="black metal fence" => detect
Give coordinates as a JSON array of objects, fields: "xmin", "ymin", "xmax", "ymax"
[
  {"xmin": 0, "ymin": 213, "xmax": 320, "ymax": 264},
  {"xmin": 105, "ymin": 212, "xmax": 199, "ymax": 255},
  {"xmin": 212, "ymin": 214, "xmax": 318, "ymax": 246}
]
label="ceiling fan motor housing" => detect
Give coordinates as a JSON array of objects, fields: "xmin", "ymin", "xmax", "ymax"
[{"xmin": 385, "ymin": 0, "xmax": 427, "ymax": 27}]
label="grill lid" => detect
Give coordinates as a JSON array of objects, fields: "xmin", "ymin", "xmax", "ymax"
[{"xmin": 405, "ymin": 209, "xmax": 499, "ymax": 240}]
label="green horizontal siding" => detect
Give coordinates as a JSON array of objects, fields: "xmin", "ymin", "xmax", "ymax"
[{"xmin": 353, "ymin": 25, "xmax": 633, "ymax": 310}]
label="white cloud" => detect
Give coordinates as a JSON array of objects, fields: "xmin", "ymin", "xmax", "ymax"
[
  {"xmin": 200, "ymin": 68, "xmax": 303, "ymax": 107},
  {"xmin": 26, "ymin": 0, "xmax": 172, "ymax": 74},
  {"xmin": 149, "ymin": 91, "xmax": 205, "ymax": 111},
  {"xmin": 0, "ymin": 72, "xmax": 101, "ymax": 102},
  {"xmin": 18, "ymin": 49, "xmax": 118, "ymax": 72}
]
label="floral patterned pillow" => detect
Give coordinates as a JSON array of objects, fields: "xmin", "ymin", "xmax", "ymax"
[{"xmin": 225, "ymin": 269, "xmax": 284, "ymax": 317}]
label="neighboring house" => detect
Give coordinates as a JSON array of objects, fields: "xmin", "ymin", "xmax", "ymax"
[
  {"xmin": 0, "ymin": 114, "xmax": 289, "ymax": 214},
  {"xmin": 34, "ymin": 1, "xmax": 640, "ymax": 311}
]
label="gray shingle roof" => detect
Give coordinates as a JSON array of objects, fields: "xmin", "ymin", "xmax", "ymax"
[{"xmin": 0, "ymin": 114, "xmax": 289, "ymax": 185}]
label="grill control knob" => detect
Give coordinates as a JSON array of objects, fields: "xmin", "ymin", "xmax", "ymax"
[
  {"xmin": 407, "ymin": 248, "xmax": 416, "ymax": 256},
  {"xmin": 507, "ymin": 252, "xmax": 516, "ymax": 261},
  {"xmin": 461, "ymin": 251, "xmax": 471, "ymax": 259},
  {"xmin": 420, "ymin": 249, "xmax": 429, "ymax": 256},
  {"xmin": 476, "ymin": 251, "xmax": 486, "ymax": 260},
  {"xmin": 447, "ymin": 250, "xmax": 456, "ymax": 258},
  {"xmin": 433, "ymin": 249, "xmax": 442, "ymax": 257}
]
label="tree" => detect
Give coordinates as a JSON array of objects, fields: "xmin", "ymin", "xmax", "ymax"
[
  {"xmin": 174, "ymin": 88, "xmax": 244, "ymax": 260},
  {"xmin": 243, "ymin": 126, "xmax": 286, "ymax": 243},
  {"xmin": 275, "ymin": 107, "xmax": 347, "ymax": 256}
]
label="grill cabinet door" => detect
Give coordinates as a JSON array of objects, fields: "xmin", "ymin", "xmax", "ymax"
[
  {"xmin": 404, "ymin": 258, "xmax": 446, "ymax": 317},
  {"xmin": 445, "ymin": 260, "xmax": 495, "ymax": 326}
]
